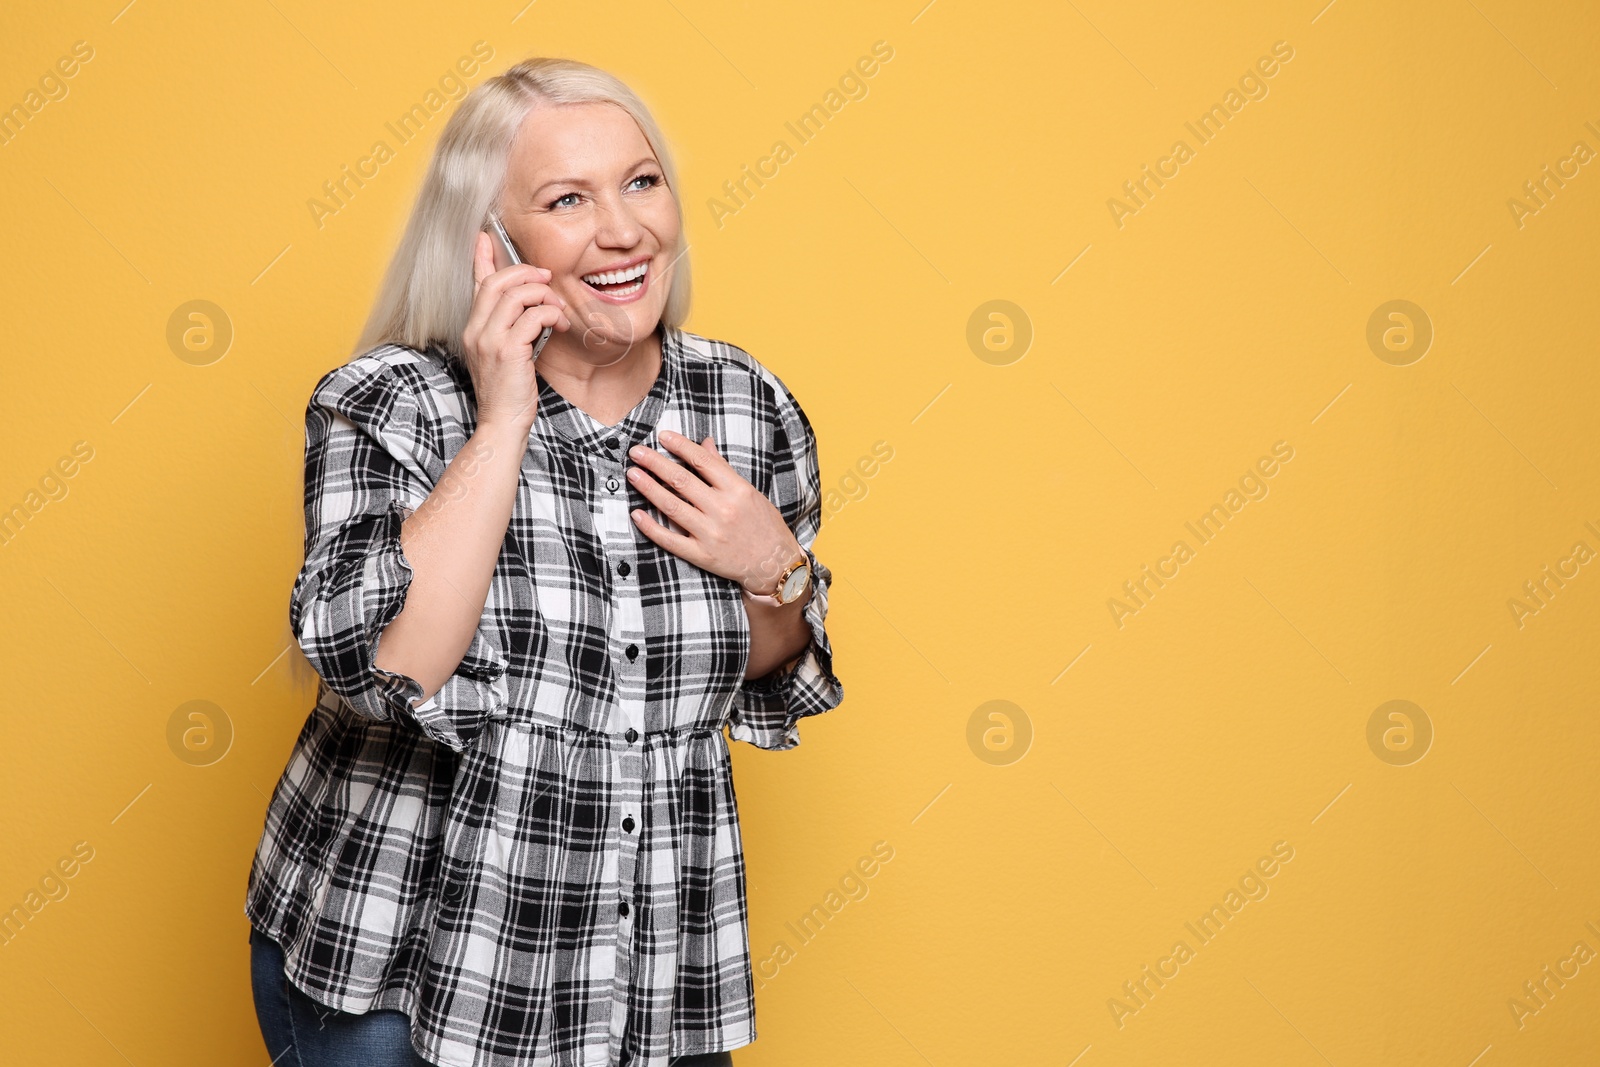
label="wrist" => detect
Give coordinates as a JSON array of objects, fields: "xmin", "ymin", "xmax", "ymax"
[
  {"xmin": 740, "ymin": 571, "xmax": 812, "ymax": 613},
  {"xmin": 740, "ymin": 586, "xmax": 785, "ymax": 609},
  {"xmin": 474, "ymin": 416, "xmax": 534, "ymax": 449},
  {"xmin": 743, "ymin": 538, "xmax": 806, "ymax": 598}
]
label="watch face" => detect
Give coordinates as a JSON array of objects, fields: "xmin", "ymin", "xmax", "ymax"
[{"xmin": 781, "ymin": 564, "xmax": 810, "ymax": 603}]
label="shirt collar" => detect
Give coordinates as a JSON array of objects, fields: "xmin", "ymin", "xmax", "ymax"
[{"xmin": 533, "ymin": 321, "xmax": 677, "ymax": 458}]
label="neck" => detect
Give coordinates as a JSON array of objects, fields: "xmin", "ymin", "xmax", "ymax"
[{"xmin": 536, "ymin": 324, "xmax": 664, "ymax": 428}]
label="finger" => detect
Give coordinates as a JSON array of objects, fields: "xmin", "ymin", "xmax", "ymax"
[
  {"xmin": 627, "ymin": 442, "xmax": 716, "ymax": 511},
  {"xmin": 486, "ymin": 280, "xmax": 568, "ymax": 336},
  {"xmin": 473, "ymin": 231, "xmax": 494, "ymax": 292},
  {"xmin": 703, "ymin": 435, "xmax": 719, "ymax": 456},
  {"xmin": 492, "ymin": 278, "xmax": 569, "ymax": 331},
  {"xmin": 657, "ymin": 429, "xmax": 739, "ymax": 490},
  {"xmin": 467, "ymin": 263, "xmax": 552, "ymax": 339},
  {"xmin": 507, "ymin": 303, "xmax": 571, "ymax": 351},
  {"xmin": 630, "ymin": 507, "xmax": 705, "ymax": 565},
  {"xmin": 625, "ymin": 466, "xmax": 712, "ymax": 538}
]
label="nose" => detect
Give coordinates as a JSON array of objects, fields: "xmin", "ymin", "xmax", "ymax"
[{"xmin": 592, "ymin": 189, "xmax": 643, "ymax": 249}]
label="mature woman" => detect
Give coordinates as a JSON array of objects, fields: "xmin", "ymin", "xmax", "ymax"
[{"xmin": 243, "ymin": 57, "xmax": 844, "ymax": 1067}]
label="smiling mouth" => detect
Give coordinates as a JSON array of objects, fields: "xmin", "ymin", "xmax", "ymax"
[{"xmin": 580, "ymin": 261, "xmax": 648, "ymax": 297}]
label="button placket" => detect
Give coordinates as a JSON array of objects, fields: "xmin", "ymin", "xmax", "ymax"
[{"xmin": 590, "ymin": 437, "xmax": 648, "ymax": 1056}]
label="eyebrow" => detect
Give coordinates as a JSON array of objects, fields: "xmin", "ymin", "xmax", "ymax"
[{"xmin": 530, "ymin": 157, "xmax": 659, "ymax": 199}]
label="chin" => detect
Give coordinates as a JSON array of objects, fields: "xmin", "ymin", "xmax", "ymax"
[{"xmin": 565, "ymin": 311, "xmax": 649, "ymax": 362}]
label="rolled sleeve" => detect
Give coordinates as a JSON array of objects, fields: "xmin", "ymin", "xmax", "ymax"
[
  {"xmin": 727, "ymin": 377, "xmax": 845, "ymax": 752},
  {"xmin": 289, "ymin": 358, "xmax": 510, "ymax": 753}
]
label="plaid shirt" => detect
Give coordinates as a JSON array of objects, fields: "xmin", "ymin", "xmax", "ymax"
[{"xmin": 244, "ymin": 322, "xmax": 844, "ymax": 1066}]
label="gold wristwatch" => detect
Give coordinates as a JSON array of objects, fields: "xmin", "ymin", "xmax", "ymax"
[{"xmin": 770, "ymin": 551, "xmax": 812, "ymax": 605}]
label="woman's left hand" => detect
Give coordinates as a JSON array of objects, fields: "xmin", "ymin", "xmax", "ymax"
[{"xmin": 627, "ymin": 429, "xmax": 803, "ymax": 596}]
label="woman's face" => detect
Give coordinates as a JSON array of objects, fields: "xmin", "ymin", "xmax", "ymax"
[{"xmin": 500, "ymin": 101, "xmax": 681, "ymax": 364}]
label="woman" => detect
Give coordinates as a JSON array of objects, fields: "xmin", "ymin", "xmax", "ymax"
[{"xmin": 244, "ymin": 57, "xmax": 845, "ymax": 1067}]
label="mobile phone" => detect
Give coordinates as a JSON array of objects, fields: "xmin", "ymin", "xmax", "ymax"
[{"xmin": 485, "ymin": 214, "xmax": 554, "ymax": 361}]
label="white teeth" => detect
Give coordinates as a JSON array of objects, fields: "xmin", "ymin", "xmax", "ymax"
[{"xmin": 582, "ymin": 262, "xmax": 648, "ymax": 286}]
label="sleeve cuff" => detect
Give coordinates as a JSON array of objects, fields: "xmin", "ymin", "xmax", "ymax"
[
  {"xmin": 726, "ymin": 545, "xmax": 844, "ymax": 752},
  {"xmin": 314, "ymin": 498, "xmax": 511, "ymax": 753}
]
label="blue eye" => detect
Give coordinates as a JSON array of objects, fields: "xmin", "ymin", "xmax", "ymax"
[{"xmin": 548, "ymin": 174, "xmax": 660, "ymax": 210}]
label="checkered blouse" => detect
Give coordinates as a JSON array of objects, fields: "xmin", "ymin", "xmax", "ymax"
[{"xmin": 243, "ymin": 322, "xmax": 844, "ymax": 1066}]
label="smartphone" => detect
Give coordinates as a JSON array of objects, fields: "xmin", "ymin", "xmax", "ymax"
[{"xmin": 486, "ymin": 214, "xmax": 554, "ymax": 361}]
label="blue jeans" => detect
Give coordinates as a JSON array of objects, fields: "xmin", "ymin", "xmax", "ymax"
[{"xmin": 250, "ymin": 926, "xmax": 733, "ymax": 1066}]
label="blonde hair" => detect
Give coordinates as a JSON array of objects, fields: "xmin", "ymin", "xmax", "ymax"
[{"xmin": 352, "ymin": 57, "xmax": 691, "ymax": 363}]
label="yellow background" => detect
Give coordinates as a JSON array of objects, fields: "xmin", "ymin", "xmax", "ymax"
[{"xmin": 2, "ymin": 0, "xmax": 1598, "ymax": 1063}]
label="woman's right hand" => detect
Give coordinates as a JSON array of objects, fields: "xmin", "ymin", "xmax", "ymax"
[{"xmin": 462, "ymin": 230, "xmax": 572, "ymax": 432}]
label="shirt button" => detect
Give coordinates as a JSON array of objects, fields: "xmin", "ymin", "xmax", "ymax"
[
  {"xmin": 625, "ymin": 644, "xmax": 638, "ymax": 661},
  {"xmin": 624, "ymin": 728, "xmax": 639, "ymax": 743},
  {"xmin": 618, "ymin": 900, "xmax": 630, "ymax": 918},
  {"xmin": 605, "ymin": 436, "xmax": 620, "ymax": 450},
  {"xmin": 443, "ymin": 880, "xmax": 463, "ymax": 902},
  {"xmin": 605, "ymin": 476, "xmax": 620, "ymax": 493},
  {"xmin": 622, "ymin": 816, "xmax": 635, "ymax": 833},
  {"xmin": 618, "ymin": 561, "xmax": 631, "ymax": 577}
]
